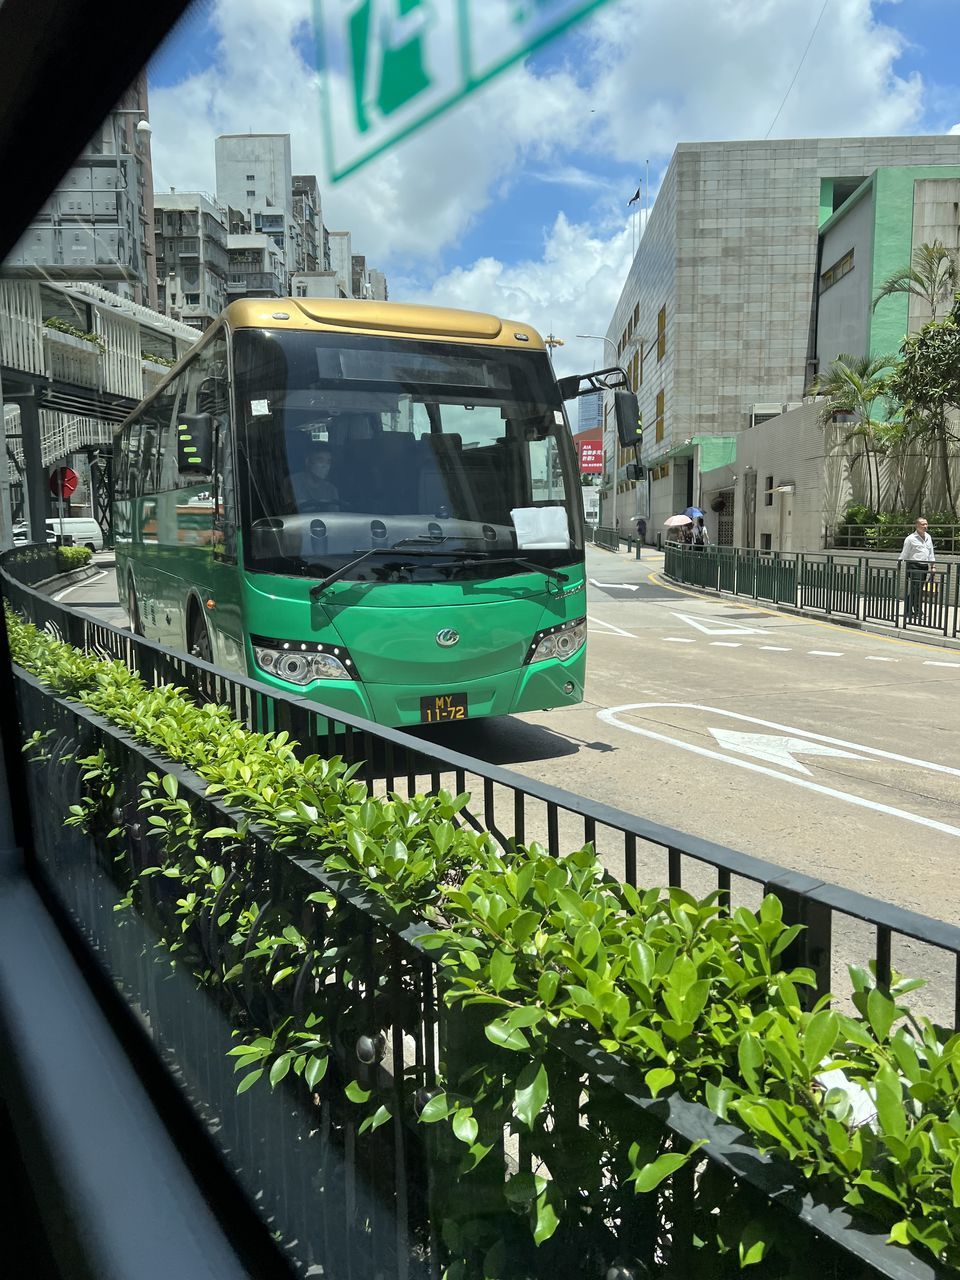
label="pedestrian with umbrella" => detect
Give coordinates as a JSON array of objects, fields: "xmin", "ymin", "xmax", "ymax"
[{"xmin": 664, "ymin": 513, "xmax": 692, "ymax": 546}]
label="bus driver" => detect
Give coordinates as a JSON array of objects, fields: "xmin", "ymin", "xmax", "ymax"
[{"xmin": 291, "ymin": 441, "xmax": 339, "ymax": 511}]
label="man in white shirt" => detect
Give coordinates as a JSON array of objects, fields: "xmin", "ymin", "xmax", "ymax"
[{"xmin": 899, "ymin": 516, "xmax": 935, "ymax": 622}]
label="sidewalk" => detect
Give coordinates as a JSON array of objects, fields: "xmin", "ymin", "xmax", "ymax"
[{"xmin": 654, "ymin": 560, "xmax": 960, "ymax": 655}]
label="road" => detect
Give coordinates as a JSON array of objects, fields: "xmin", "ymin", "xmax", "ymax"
[{"xmin": 60, "ymin": 548, "xmax": 960, "ymax": 1012}]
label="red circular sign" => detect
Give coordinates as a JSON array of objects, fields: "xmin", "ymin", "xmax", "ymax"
[{"xmin": 50, "ymin": 466, "xmax": 79, "ymax": 499}]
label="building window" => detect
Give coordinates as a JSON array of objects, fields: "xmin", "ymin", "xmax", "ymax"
[
  {"xmin": 246, "ymin": 188, "xmax": 255, "ymax": 197},
  {"xmin": 638, "ymin": 340, "xmax": 644, "ymax": 387},
  {"xmin": 630, "ymin": 350, "xmax": 639, "ymax": 390},
  {"xmin": 656, "ymin": 305, "xmax": 666, "ymax": 361},
  {"xmin": 820, "ymin": 249, "xmax": 854, "ymax": 292},
  {"xmin": 296, "ymin": 283, "xmax": 307, "ymax": 296},
  {"xmin": 764, "ymin": 475, "xmax": 774, "ymax": 506},
  {"xmin": 633, "ymin": 302, "xmax": 639, "ymax": 328},
  {"xmin": 246, "ymin": 173, "xmax": 254, "ymax": 180},
  {"xmin": 655, "ymin": 389, "xmax": 665, "ymax": 442},
  {"xmin": 184, "ymin": 293, "xmax": 200, "ymax": 306},
  {"xmin": 760, "ymin": 533, "xmax": 772, "ymax": 551}
]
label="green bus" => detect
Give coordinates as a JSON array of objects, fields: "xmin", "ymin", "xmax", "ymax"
[{"xmin": 114, "ymin": 298, "xmax": 635, "ymax": 728}]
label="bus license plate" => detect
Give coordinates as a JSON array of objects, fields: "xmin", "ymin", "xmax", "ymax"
[{"xmin": 420, "ymin": 693, "xmax": 468, "ymax": 723}]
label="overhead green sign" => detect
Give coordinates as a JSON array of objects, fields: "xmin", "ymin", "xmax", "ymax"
[{"xmin": 315, "ymin": 0, "xmax": 615, "ymax": 181}]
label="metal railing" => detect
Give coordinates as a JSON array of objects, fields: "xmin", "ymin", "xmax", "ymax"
[
  {"xmin": 829, "ymin": 522, "xmax": 960, "ymax": 553},
  {"xmin": 592, "ymin": 524, "xmax": 620, "ymax": 550},
  {"xmin": 665, "ymin": 544, "xmax": 960, "ymax": 639},
  {"xmin": 4, "ymin": 545, "xmax": 959, "ymax": 1277}
]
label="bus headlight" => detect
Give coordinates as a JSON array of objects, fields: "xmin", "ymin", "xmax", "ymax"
[
  {"xmin": 525, "ymin": 617, "xmax": 586, "ymax": 665},
  {"xmin": 251, "ymin": 635, "xmax": 357, "ymax": 683}
]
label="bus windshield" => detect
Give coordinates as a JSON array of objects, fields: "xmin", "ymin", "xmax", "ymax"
[{"xmin": 234, "ymin": 329, "xmax": 583, "ymax": 583}]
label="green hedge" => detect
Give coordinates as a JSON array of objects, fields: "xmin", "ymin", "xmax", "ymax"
[
  {"xmin": 55, "ymin": 545, "xmax": 92, "ymax": 573},
  {"xmin": 7, "ymin": 608, "xmax": 960, "ymax": 1274}
]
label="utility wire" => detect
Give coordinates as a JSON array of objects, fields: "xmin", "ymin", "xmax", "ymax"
[{"xmin": 765, "ymin": 0, "xmax": 831, "ymax": 139}]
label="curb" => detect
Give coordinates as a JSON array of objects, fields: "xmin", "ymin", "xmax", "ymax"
[
  {"xmin": 661, "ymin": 574, "xmax": 960, "ymax": 655},
  {"xmin": 34, "ymin": 564, "xmax": 104, "ymax": 594}
]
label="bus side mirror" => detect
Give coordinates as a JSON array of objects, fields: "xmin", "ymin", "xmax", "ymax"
[
  {"xmin": 177, "ymin": 413, "xmax": 214, "ymax": 476},
  {"xmin": 614, "ymin": 390, "xmax": 642, "ymax": 447}
]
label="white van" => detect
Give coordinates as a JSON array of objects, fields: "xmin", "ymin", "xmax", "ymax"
[{"xmin": 47, "ymin": 517, "xmax": 103, "ymax": 551}]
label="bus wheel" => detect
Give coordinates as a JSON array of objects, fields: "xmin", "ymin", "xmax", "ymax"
[
  {"xmin": 189, "ymin": 614, "xmax": 212, "ymax": 663},
  {"xmin": 127, "ymin": 578, "xmax": 142, "ymax": 635}
]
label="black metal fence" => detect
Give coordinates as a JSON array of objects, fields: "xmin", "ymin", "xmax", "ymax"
[
  {"xmin": 4, "ymin": 545, "xmax": 959, "ymax": 1278},
  {"xmin": 665, "ymin": 544, "xmax": 960, "ymax": 639},
  {"xmin": 593, "ymin": 524, "xmax": 620, "ymax": 550},
  {"xmin": 828, "ymin": 522, "xmax": 960, "ymax": 554}
]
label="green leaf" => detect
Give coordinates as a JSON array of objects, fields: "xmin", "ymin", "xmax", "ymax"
[
  {"xmin": 162, "ymin": 773, "xmax": 178, "ymax": 799},
  {"xmin": 418, "ymin": 1093, "xmax": 451, "ymax": 1124},
  {"xmin": 738, "ymin": 1032, "xmax": 764, "ymax": 1090},
  {"xmin": 537, "ymin": 970, "xmax": 560, "ymax": 1005},
  {"xmin": 485, "ymin": 1018, "xmax": 530, "ymax": 1052},
  {"xmin": 803, "ymin": 1008, "xmax": 839, "ymax": 1069},
  {"xmin": 532, "ymin": 1190, "xmax": 560, "ymax": 1245},
  {"xmin": 867, "ymin": 988, "xmax": 896, "ymax": 1041},
  {"xmin": 269, "ymin": 1052, "xmax": 292, "ymax": 1087},
  {"xmin": 513, "ymin": 1061, "xmax": 549, "ymax": 1128},
  {"xmin": 490, "ymin": 947, "xmax": 515, "ymax": 994},
  {"xmin": 358, "ymin": 1104, "xmax": 392, "ymax": 1135},
  {"xmin": 452, "ymin": 1108, "xmax": 479, "ymax": 1145},
  {"xmin": 344, "ymin": 1080, "xmax": 372, "ymax": 1104},
  {"xmin": 236, "ymin": 1068, "xmax": 263, "ymax": 1095},
  {"xmin": 631, "ymin": 1149, "xmax": 690, "ymax": 1194},
  {"xmin": 504, "ymin": 1171, "xmax": 539, "ymax": 1204},
  {"xmin": 645, "ymin": 1067, "xmax": 676, "ymax": 1098},
  {"xmin": 739, "ymin": 1221, "xmax": 770, "ymax": 1268},
  {"xmin": 305, "ymin": 1054, "xmax": 328, "ymax": 1088}
]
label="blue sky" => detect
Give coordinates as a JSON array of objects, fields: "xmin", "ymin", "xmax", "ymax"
[{"xmin": 144, "ymin": 0, "xmax": 960, "ymax": 375}]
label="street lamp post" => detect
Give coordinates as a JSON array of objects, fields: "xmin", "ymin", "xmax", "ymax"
[{"xmin": 577, "ymin": 333, "xmax": 621, "ymax": 532}]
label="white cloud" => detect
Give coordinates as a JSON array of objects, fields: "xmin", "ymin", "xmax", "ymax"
[
  {"xmin": 395, "ymin": 211, "xmax": 635, "ymax": 379},
  {"xmin": 146, "ymin": 0, "xmax": 939, "ymax": 353},
  {"xmin": 950, "ymin": 123, "xmax": 960, "ymax": 135}
]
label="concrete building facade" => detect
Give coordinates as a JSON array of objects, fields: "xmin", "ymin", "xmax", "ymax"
[
  {"xmin": 226, "ymin": 234, "xmax": 285, "ymax": 300},
  {"xmin": 604, "ymin": 135, "xmax": 960, "ymax": 540},
  {"xmin": 215, "ymin": 135, "xmax": 295, "ymax": 283},
  {"xmin": 7, "ymin": 73, "xmax": 158, "ymax": 309},
  {"xmin": 154, "ymin": 191, "xmax": 228, "ymax": 330}
]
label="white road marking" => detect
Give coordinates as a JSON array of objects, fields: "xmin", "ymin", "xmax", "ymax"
[
  {"xmin": 924, "ymin": 660, "xmax": 960, "ymax": 668},
  {"xmin": 708, "ymin": 728, "xmax": 866, "ymax": 775},
  {"xmin": 808, "ymin": 650, "xmax": 844, "ymax": 657},
  {"xmin": 670, "ymin": 610, "xmax": 767, "ymax": 636},
  {"xmin": 709, "ymin": 641, "xmax": 741, "ymax": 647},
  {"xmin": 663, "ymin": 637, "xmax": 696, "ymax": 643},
  {"xmin": 597, "ymin": 702, "xmax": 960, "ymax": 839},
  {"xmin": 760, "ymin": 645, "xmax": 792, "ymax": 652},
  {"xmin": 590, "ymin": 579, "xmax": 640, "ymax": 591},
  {"xmin": 587, "ymin": 614, "xmax": 635, "ymax": 637},
  {"xmin": 865, "ymin": 655, "xmax": 896, "ymax": 662},
  {"xmin": 54, "ymin": 570, "xmax": 107, "ymax": 601}
]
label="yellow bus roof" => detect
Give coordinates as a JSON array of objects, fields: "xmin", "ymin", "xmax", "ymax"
[{"xmin": 222, "ymin": 298, "xmax": 545, "ymax": 350}]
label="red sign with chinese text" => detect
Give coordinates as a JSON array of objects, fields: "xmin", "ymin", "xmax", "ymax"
[{"xmin": 576, "ymin": 439, "xmax": 603, "ymax": 473}]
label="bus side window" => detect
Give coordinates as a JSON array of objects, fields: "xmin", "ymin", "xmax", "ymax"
[{"xmin": 203, "ymin": 335, "xmax": 236, "ymax": 559}]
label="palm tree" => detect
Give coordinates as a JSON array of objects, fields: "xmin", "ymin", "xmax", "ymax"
[
  {"xmin": 873, "ymin": 240, "xmax": 960, "ymax": 322},
  {"xmin": 812, "ymin": 353, "xmax": 898, "ymax": 514}
]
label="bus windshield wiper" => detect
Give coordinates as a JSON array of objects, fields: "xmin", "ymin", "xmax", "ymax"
[
  {"xmin": 309, "ymin": 537, "xmax": 447, "ymax": 598},
  {"xmin": 445, "ymin": 553, "xmax": 569, "ymax": 584}
]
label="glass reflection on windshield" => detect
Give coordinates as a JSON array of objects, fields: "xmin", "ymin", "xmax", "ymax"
[{"xmin": 236, "ymin": 332, "xmax": 583, "ymax": 581}]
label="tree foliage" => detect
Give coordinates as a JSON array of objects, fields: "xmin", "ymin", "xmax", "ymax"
[{"xmin": 873, "ymin": 239, "xmax": 960, "ymax": 322}]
